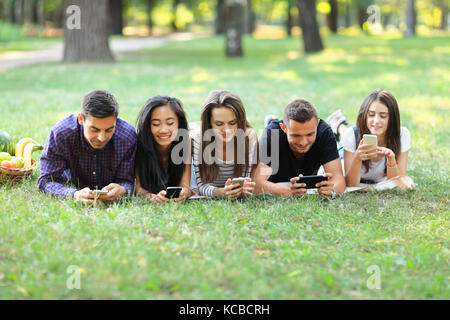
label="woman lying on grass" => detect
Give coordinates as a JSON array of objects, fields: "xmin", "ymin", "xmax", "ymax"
[
  {"xmin": 327, "ymin": 89, "xmax": 412, "ymax": 188},
  {"xmin": 135, "ymin": 95, "xmax": 191, "ymax": 204},
  {"xmin": 192, "ymin": 90, "xmax": 258, "ymax": 200}
]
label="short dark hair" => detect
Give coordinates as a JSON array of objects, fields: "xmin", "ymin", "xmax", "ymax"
[
  {"xmin": 283, "ymin": 99, "xmax": 318, "ymax": 126},
  {"xmin": 81, "ymin": 90, "xmax": 119, "ymax": 119}
]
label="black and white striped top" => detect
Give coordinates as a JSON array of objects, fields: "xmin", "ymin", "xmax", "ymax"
[{"xmin": 192, "ymin": 131, "xmax": 258, "ymax": 197}]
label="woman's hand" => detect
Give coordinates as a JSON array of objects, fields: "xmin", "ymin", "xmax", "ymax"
[
  {"xmin": 377, "ymin": 146, "xmax": 396, "ymax": 163},
  {"xmin": 173, "ymin": 187, "xmax": 191, "ymax": 202},
  {"xmin": 356, "ymin": 140, "xmax": 378, "ymax": 161},
  {"xmin": 149, "ymin": 190, "xmax": 170, "ymax": 204},
  {"xmin": 224, "ymin": 178, "xmax": 242, "ymax": 200},
  {"xmin": 241, "ymin": 177, "xmax": 255, "ymax": 197}
]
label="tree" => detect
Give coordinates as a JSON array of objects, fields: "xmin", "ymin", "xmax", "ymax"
[
  {"xmin": 326, "ymin": 0, "xmax": 338, "ymax": 33},
  {"xmin": 440, "ymin": 0, "xmax": 448, "ymax": 30},
  {"xmin": 63, "ymin": 0, "xmax": 115, "ymax": 62},
  {"xmin": 2, "ymin": 0, "xmax": 13, "ymax": 22},
  {"xmin": 216, "ymin": 0, "xmax": 226, "ymax": 34},
  {"xmin": 404, "ymin": 0, "xmax": 416, "ymax": 36},
  {"xmin": 286, "ymin": 0, "xmax": 294, "ymax": 36},
  {"xmin": 14, "ymin": 0, "xmax": 23, "ymax": 25},
  {"xmin": 24, "ymin": 0, "xmax": 34, "ymax": 24},
  {"xmin": 109, "ymin": 0, "xmax": 123, "ymax": 35},
  {"xmin": 225, "ymin": 0, "xmax": 245, "ymax": 57},
  {"xmin": 297, "ymin": 0, "xmax": 324, "ymax": 53},
  {"xmin": 147, "ymin": 0, "xmax": 157, "ymax": 34},
  {"xmin": 171, "ymin": 0, "xmax": 181, "ymax": 31},
  {"xmin": 243, "ymin": 0, "xmax": 255, "ymax": 34},
  {"xmin": 36, "ymin": 0, "xmax": 44, "ymax": 26}
]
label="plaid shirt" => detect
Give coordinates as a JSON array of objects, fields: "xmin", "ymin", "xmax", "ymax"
[{"xmin": 38, "ymin": 114, "xmax": 137, "ymax": 198}]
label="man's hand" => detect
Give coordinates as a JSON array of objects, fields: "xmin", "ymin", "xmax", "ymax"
[
  {"xmin": 241, "ymin": 177, "xmax": 256, "ymax": 197},
  {"xmin": 97, "ymin": 183, "xmax": 126, "ymax": 203},
  {"xmin": 316, "ymin": 172, "xmax": 335, "ymax": 197},
  {"xmin": 73, "ymin": 187, "xmax": 94, "ymax": 203},
  {"xmin": 290, "ymin": 175, "xmax": 307, "ymax": 198}
]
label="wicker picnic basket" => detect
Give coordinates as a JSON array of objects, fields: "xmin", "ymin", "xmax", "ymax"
[{"xmin": 0, "ymin": 160, "xmax": 37, "ymax": 184}]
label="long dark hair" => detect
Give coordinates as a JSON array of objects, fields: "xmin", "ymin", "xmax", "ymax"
[
  {"xmin": 356, "ymin": 89, "xmax": 401, "ymax": 173},
  {"xmin": 198, "ymin": 90, "xmax": 258, "ymax": 183},
  {"xmin": 135, "ymin": 95, "xmax": 189, "ymax": 194}
]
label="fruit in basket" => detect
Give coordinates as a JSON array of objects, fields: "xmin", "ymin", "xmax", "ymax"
[
  {"xmin": 12, "ymin": 157, "xmax": 24, "ymax": 168},
  {"xmin": 0, "ymin": 131, "xmax": 15, "ymax": 155},
  {"xmin": 1, "ymin": 160, "xmax": 17, "ymax": 168},
  {"xmin": 23, "ymin": 142, "xmax": 41, "ymax": 167},
  {"xmin": 15, "ymin": 137, "xmax": 42, "ymax": 157},
  {"xmin": 0, "ymin": 152, "xmax": 12, "ymax": 162}
]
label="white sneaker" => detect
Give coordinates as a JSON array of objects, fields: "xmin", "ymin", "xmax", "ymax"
[
  {"xmin": 264, "ymin": 114, "xmax": 278, "ymax": 127},
  {"xmin": 326, "ymin": 109, "xmax": 346, "ymax": 135}
]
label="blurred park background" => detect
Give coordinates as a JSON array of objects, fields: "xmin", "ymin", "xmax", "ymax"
[{"xmin": 0, "ymin": 0, "xmax": 448, "ymax": 56}]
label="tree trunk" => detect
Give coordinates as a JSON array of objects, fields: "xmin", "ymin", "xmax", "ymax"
[
  {"xmin": 345, "ymin": 1, "xmax": 351, "ymax": 28},
  {"xmin": 63, "ymin": 0, "xmax": 114, "ymax": 62},
  {"xmin": 297, "ymin": 0, "xmax": 323, "ymax": 53},
  {"xmin": 441, "ymin": 0, "xmax": 448, "ymax": 30},
  {"xmin": 147, "ymin": 0, "xmax": 157, "ymax": 34},
  {"xmin": 326, "ymin": 0, "xmax": 337, "ymax": 33},
  {"xmin": 358, "ymin": 8, "xmax": 367, "ymax": 30},
  {"xmin": 171, "ymin": 0, "xmax": 180, "ymax": 32},
  {"xmin": 286, "ymin": 0, "xmax": 293, "ymax": 36},
  {"xmin": 14, "ymin": 0, "xmax": 23, "ymax": 25},
  {"xmin": 109, "ymin": 0, "xmax": 123, "ymax": 35},
  {"xmin": 243, "ymin": 0, "xmax": 255, "ymax": 34},
  {"xmin": 2, "ymin": 0, "xmax": 13, "ymax": 22},
  {"xmin": 225, "ymin": 0, "xmax": 244, "ymax": 57},
  {"xmin": 36, "ymin": 0, "xmax": 44, "ymax": 26},
  {"xmin": 216, "ymin": 0, "xmax": 226, "ymax": 34},
  {"xmin": 404, "ymin": 0, "xmax": 416, "ymax": 36},
  {"xmin": 53, "ymin": 2, "xmax": 64, "ymax": 28},
  {"xmin": 23, "ymin": 0, "xmax": 34, "ymax": 24}
]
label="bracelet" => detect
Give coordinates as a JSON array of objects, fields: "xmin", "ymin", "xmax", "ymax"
[{"xmin": 386, "ymin": 161, "xmax": 398, "ymax": 168}]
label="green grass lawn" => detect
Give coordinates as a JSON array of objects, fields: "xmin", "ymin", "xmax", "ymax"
[{"xmin": 0, "ymin": 34, "xmax": 449, "ymax": 299}]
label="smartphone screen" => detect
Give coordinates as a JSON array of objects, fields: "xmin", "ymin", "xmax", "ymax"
[
  {"xmin": 297, "ymin": 175, "xmax": 327, "ymax": 189},
  {"xmin": 166, "ymin": 187, "xmax": 182, "ymax": 198},
  {"xmin": 363, "ymin": 134, "xmax": 378, "ymax": 147}
]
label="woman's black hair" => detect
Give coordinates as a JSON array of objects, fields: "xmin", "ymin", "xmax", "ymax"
[{"xmin": 135, "ymin": 95, "xmax": 189, "ymax": 194}]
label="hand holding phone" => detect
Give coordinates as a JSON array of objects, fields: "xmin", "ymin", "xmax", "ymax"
[
  {"xmin": 363, "ymin": 134, "xmax": 378, "ymax": 147},
  {"xmin": 93, "ymin": 189, "xmax": 108, "ymax": 195},
  {"xmin": 297, "ymin": 175, "xmax": 327, "ymax": 189},
  {"xmin": 231, "ymin": 177, "xmax": 246, "ymax": 189},
  {"xmin": 166, "ymin": 186, "xmax": 182, "ymax": 199}
]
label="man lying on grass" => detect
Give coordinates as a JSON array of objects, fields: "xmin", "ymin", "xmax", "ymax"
[
  {"xmin": 38, "ymin": 90, "xmax": 137, "ymax": 203},
  {"xmin": 254, "ymin": 99, "xmax": 345, "ymax": 197}
]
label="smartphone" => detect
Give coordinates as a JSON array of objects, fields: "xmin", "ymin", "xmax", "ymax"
[
  {"xmin": 363, "ymin": 134, "xmax": 378, "ymax": 147},
  {"xmin": 166, "ymin": 186, "xmax": 182, "ymax": 199},
  {"xmin": 93, "ymin": 190, "xmax": 108, "ymax": 195},
  {"xmin": 231, "ymin": 177, "xmax": 246, "ymax": 190},
  {"xmin": 297, "ymin": 175, "xmax": 327, "ymax": 189}
]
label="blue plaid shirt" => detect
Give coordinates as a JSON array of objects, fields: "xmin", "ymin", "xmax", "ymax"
[{"xmin": 38, "ymin": 114, "xmax": 137, "ymax": 198}]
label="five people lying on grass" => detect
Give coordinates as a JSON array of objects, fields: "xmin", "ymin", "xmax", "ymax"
[{"xmin": 38, "ymin": 88, "xmax": 411, "ymax": 203}]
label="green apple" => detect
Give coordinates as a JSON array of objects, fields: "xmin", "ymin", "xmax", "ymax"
[
  {"xmin": 11, "ymin": 156, "xmax": 24, "ymax": 168},
  {"xmin": 0, "ymin": 152, "xmax": 12, "ymax": 162}
]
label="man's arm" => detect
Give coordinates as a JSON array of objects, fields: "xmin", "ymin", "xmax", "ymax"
[
  {"xmin": 321, "ymin": 158, "xmax": 346, "ymax": 195},
  {"xmin": 114, "ymin": 140, "xmax": 137, "ymax": 196},
  {"xmin": 38, "ymin": 132, "xmax": 77, "ymax": 198},
  {"xmin": 254, "ymin": 162, "xmax": 291, "ymax": 196}
]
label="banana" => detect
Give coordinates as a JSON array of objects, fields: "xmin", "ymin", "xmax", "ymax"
[
  {"xmin": 22, "ymin": 143, "xmax": 43, "ymax": 168},
  {"xmin": 15, "ymin": 138, "xmax": 38, "ymax": 157}
]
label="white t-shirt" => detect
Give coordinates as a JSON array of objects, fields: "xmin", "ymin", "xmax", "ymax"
[{"xmin": 342, "ymin": 126, "xmax": 411, "ymax": 183}]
